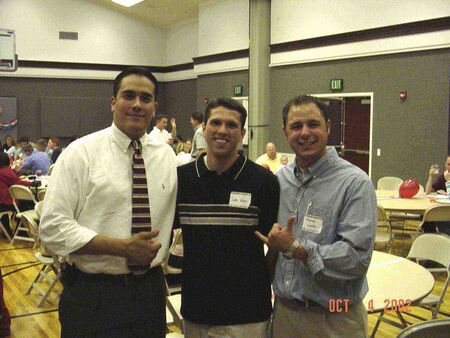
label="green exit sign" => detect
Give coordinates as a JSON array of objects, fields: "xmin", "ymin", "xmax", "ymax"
[
  {"xmin": 233, "ymin": 85, "xmax": 243, "ymax": 96},
  {"xmin": 330, "ymin": 79, "xmax": 343, "ymax": 91}
]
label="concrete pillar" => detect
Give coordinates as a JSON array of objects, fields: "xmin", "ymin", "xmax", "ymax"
[{"xmin": 248, "ymin": 0, "xmax": 271, "ymax": 160}]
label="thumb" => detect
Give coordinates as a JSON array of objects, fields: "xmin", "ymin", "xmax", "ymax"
[{"xmin": 285, "ymin": 215, "xmax": 296, "ymax": 232}]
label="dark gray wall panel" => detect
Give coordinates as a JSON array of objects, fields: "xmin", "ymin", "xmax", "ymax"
[{"xmin": 270, "ymin": 49, "xmax": 449, "ymax": 185}]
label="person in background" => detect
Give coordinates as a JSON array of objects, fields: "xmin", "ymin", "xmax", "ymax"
[
  {"xmin": 257, "ymin": 95, "xmax": 376, "ymax": 338},
  {"xmin": 190, "ymin": 112, "xmax": 206, "ymax": 159},
  {"xmin": 425, "ymin": 155, "xmax": 450, "ymax": 195},
  {"xmin": 1, "ymin": 136, "xmax": 12, "ymax": 153},
  {"xmin": 255, "ymin": 142, "xmax": 282, "ymax": 173},
  {"xmin": 39, "ymin": 67, "xmax": 177, "ymax": 337},
  {"xmin": 47, "ymin": 136, "xmax": 62, "ymax": 163},
  {"xmin": 18, "ymin": 140, "xmax": 51, "ymax": 175},
  {"xmin": 175, "ymin": 141, "xmax": 192, "ymax": 166},
  {"xmin": 13, "ymin": 136, "xmax": 30, "ymax": 161},
  {"xmin": 176, "ymin": 98, "xmax": 280, "ymax": 337},
  {"xmin": 0, "ymin": 152, "xmax": 32, "ymax": 238},
  {"xmin": 149, "ymin": 114, "xmax": 177, "ymax": 145}
]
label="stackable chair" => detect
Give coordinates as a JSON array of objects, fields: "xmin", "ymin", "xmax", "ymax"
[
  {"xmin": 22, "ymin": 212, "xmax": 61, "ymax": 307},
  {"xmin": 377, "ymin": 176, "xmax": 403, "ymax": 190},
  {"xmin": 0, "ymin": 210, "xmax": 14, "ymax": 242},
  {"xmin": 163, "ymin": 229, "xmax": 183, "ymax": 333},
  {"xmin": 375, "ymin": 205, "xmax": 393, "ymax": 252},
  {"xmin": 396, "ymin": 319, "xmax": 450, "ymax": 338},
  {"xmin": 9, "ymin": 185, "xmax": 38, "ymax": 245}
]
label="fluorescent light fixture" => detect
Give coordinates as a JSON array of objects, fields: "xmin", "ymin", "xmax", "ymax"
[{"xmin": 112, "ymin": 0, "xmax": 144, "ymax": 7}]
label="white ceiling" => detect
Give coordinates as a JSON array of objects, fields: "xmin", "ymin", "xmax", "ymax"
[{"xmin": 89, "ymin": 0, "xmax": 205, "ymax": 28}]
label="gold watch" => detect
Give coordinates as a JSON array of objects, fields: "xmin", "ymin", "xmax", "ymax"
[{"xmin": 282, "ymin": 240, "xmax": 300, "ymax": 259}]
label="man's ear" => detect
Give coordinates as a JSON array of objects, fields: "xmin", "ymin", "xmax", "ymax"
[
  {"xmin": 110, "ymin": 96, "xmax": 116, "ymax": 113},
  {"xmin": 326, "ymin": 119, "xmax": 331, "ymax": 135}
]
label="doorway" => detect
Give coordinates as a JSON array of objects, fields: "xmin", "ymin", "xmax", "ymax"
[{"xmin": 313, "ymin": 93, "xmax": 373, "ymax": 178}]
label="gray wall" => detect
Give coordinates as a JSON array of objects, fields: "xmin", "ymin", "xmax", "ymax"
[
  {"xmin": 270, "ymin": 49, "xmax": 449, "ymax": 185},
  {"xmin": 158, "ymin": 79, "xmax": 197, "ymax": 140},
  {"xmin": 196, "ymin": 70, "xmax": 249, "ymax": 112}
]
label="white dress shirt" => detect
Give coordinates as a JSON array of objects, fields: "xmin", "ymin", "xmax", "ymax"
[
  {"xmin": 149, "ymin": 126, "xmax": 171, "ymax": 143},
  {"xmin": 40, "ymin": 123, "xmax": 177, "ymax": 274}
]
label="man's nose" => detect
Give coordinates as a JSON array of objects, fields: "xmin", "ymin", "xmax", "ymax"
[{"xmin": 132, "ymin": 97, "xmax": 143, "ymax": 109}]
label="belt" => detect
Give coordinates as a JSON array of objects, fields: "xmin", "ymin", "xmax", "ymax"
[
  {"xmin": 279, "ymin": 296, "xmax": 323, "ymax": 309},
  {"xmin": 61, "ymin": 264, "xmax": 161, "ymax": 286}
]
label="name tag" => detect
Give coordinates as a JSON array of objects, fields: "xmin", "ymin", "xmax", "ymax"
[
  {"xmin": 302, "ymin": 215, "xmax": 323, "ymax": 234},
  {"xmin": 229, "ymin": 192, "xmax": 251, "ymax": 209}
]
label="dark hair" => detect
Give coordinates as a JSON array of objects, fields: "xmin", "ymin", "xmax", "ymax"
[
  {"xmin": 24, "ymin": 144, "xmax": 34, "ymax": 154},
  {"xmin": 204, "ymin": 98, "xmax": 247, "ymax": 130},
  {"xmin": 49, "ymin": 136, "xmax": 60, "ymax": 146},
  {"xmin": 155, "ymin": 114, "xmax": 168, "ymax": 122},
  {"xmin": 113, "ymin": 67, "xmax": 159, "ymax": 99},
  {"xmin": 18, "ymin": 136, "xmax": 29, "ymax": 143},
  {"xmin": 0, "ymin": 152, "xmax": 9, "ymax": 167},
  {"xmin": 282, "ymin": 95, "xmax": 329, "ymax": 128},
  {"xmin": 191, "ymin": 112, "xmax": 203, "ymax": 123}
]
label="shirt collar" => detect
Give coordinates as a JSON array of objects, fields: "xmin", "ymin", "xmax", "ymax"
[
  {"xmin": 195, "ymin": 153, "xmax": 247, "ymax": 180},
  {"xmin": 294, "ymin": 147, "xmax": 338, "ymax": 180},
  {"xmin": 194, "ymin": 124, "xmax": 202, "ymax": 131},
  {"xmin": 111, "ymin": 122, "xmax": 149, "ymax": 153},
  {"xmin": 153, "ymin": 126, "xmax": 163, "ymax": 133}
]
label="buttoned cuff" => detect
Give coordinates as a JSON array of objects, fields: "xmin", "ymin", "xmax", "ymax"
[{"xmin": 302, "ymin": 239, "xmax": 324, "ymax": 276}]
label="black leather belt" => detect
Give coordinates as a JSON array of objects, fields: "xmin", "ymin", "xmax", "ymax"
[
  {"xmin": 61, "ymin": 264, "xmax": 161, "ymax": 286},
  {"xmin": 279, "ymin": 296, "xmax": 323, "ymax": 309}
]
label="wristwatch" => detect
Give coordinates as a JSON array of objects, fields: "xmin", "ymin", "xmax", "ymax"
[{"xmin": 282, "ymin": 239, "xmax": 300, "ymax": 259}]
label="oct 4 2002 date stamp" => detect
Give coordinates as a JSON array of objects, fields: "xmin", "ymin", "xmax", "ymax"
[{"xmin": 366, "ymin": 299, "xmax": 412, "ymax": 313}]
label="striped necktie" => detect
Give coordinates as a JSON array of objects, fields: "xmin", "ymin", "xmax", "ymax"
[{"xmin": 128, "ymin": 140, "xmax": 152, "ymax": 274}]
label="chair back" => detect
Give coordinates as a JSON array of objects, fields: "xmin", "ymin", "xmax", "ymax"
[
  {"xmin": 35, "ymin": 201, "xmax": 43, "ymax": 218},
  {"xmin": 9, "ymin": 185, "xmax": 37, "ymax": 214},
  {"xmin": 37, "ymin": 189, "xmax": 46, "ymax": 201},
  {"xmin": 163, "ymin": 229, "xmax": 183, "ymax": 276},
  {"xmin": 377, "ymin": 205, "xmax": 387, "ymax": 222},
  {"xmin": 396, "ymin": 318, "xmax": 450, "ymax": 338},
  {"xmin": 407, "ymin": 234, "xmax": 450, "ymax": 268},
  {"xmin": 47, "ymin": 164, "xmax": 55, "ymax": 176},
  {"xmin": 21, "ymin": 212, "xmax": 51, "ymax": 257},
  {"xmin": 377, "ymin": 176, "xmax": 403, "ymax": 190},
  {"xmin": 421, "ymin": 205, "xmax": 450, "ymax": 223}
]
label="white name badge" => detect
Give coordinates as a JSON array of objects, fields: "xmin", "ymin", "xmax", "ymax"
[
  {"xmin": 302, "ymin": 215, "xmax": 323, "ymax": 234},
  {"xmin": 229, "ymin": 192, "xmax": 252, "ymax": 209}
]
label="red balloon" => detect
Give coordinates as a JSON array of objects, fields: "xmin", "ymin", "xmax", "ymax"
[{"xmin": 399, "ymin": 179, "xmax": 420, "ymax": 198}]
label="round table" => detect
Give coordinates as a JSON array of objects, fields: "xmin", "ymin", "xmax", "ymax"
[
  {"xmin": 376, "ymin": 190, "xmax": 439, "ymax": 215},
  {"xmin": 364, "ymin": 251, "xmax": 434, "ymax": 313}
]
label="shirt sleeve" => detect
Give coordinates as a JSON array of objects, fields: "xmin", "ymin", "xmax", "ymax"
[
  {"xmin": 39, "ymin": 146, "xmax": 98, "ymax": 257},
  {"xmin": 302, "ymin": 178, "xmax": 377, "ymax": 281},
  {"xmin": 21, "ymin": 157, "xmax": 32, "ymax": 171},
  {"xmin": 195, "ymin": 131, "xmax": 206, "ymax": 150}
]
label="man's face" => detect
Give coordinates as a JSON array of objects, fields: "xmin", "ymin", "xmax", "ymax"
[
  {"xmin": 266, "ymin": 143, "xmax": 277, "ymax": 160},
  {"xmin": 446, "ymin": 156, "xmax": 450, "ymax": 172},
  {"xmin": 156, "ymin": 117, "xmax": 168, "ymax": 130},
  {"xmin": 284, "ymin": 102, "xmax": 330, "ymax": 169},
  {"xmin": 190, "ymin": 117, "xmax": 198, "ymax": 128},
  {"xmin": 19, "ymin": 141, "xmax": 28, "ymax": 149},
  {"xmin": 111, "ymin": 74, "xmax": 157, "ymax": 140},
  {"xmin": 204, "ymin": 106, "xmax": 245, "ymax": 160}
]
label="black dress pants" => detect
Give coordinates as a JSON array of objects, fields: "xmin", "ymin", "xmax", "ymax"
[{"xmin": 59, "ymin": 265, "xmax": 166, "ymax": 338}]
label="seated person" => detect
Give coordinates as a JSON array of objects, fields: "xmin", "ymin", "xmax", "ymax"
[
  {"xmin": 425, "ymin": 155, "xmax": 450, "ymax": 195},
  {"xmin": 255, "ymin": 142, "xmax": 281, "ymax": 173},
  {"xmin": 18, "ymin": 140, "xmax": 52, "ymax": 175},
  {"xmin": 176, "ymin": 140, "xmax": 193, "ymax": 166},
  {"xmin": 0, "ymin": 153, "xmax": 32, "ymax": 238}
]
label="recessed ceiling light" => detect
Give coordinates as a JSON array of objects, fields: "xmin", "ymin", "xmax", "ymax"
[{"xmin": 112, "ymin": 0, "xmax": 144, "ymax": 7}]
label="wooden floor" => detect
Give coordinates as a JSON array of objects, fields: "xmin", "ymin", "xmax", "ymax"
[{"xmin": 1, "ymin": 232, "xmax": 448, "ymax": 338}]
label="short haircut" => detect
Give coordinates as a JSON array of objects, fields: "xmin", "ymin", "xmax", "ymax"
[
  {"xmin": 282, "ymin": 95, "xmax": 329, "ymax": 128},
  {"xmin": 204, "ymin": 97, "xmax": 247, "ymax": 130},
  {"xmin": 0, "ymin": 152, "xmax": 9, "ymax": 167},
  {"xmin": 191, "ymin": 112, "xmax": 203, "ymax": 123},
  {"xmin": 18, "ymin": 136, "xmax": 29, "ymax": 143},
  {"xmin": 49, "ymin": 136, "xmax": 60, "ymax": 146},
  {"xmin": 24, "ymin": 144, "xmax": 34, "ymax": 154},
  {"xmin": 113, "ymin": 67, "xmax": 159, "ymax": 99},
  {"xmin": 155, "ymin": 114, "xmax": 168, "ymax": 122},
  {"xmin": 36, "ymin": 139, "xmax": 47, "ymax": 151}
]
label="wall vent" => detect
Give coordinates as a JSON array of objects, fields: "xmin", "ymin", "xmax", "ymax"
[{"xmin": 59, "ymin": 31, "xmax": 78, "ymax": 40}]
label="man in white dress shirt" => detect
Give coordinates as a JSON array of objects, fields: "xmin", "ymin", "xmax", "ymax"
[
  {"xmin": 40, "ymin": 67, "xmax": 177, "ymax": 337},
  {"xmin": 149, "ymin": 113, "xmax": 177, "ymax": 145}
]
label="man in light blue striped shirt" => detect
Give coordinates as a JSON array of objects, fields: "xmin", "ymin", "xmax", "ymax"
[{"xmin": 256, "ymin": 95, "xmax": 376, "ymax": 338}]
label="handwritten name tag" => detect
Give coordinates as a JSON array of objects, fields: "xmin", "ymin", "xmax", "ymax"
[
  {"xmin": 229, "ymin": 192, "xmax": 251, "ymax": 209},
  {"xmin": 302, "ymin": 215, "xmax": 323, "ymax": 234}
]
